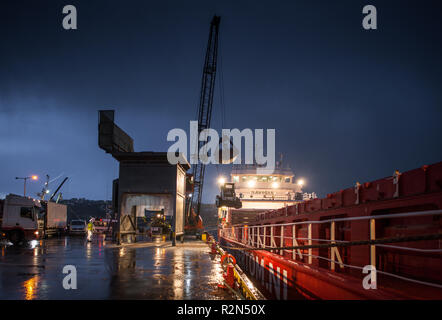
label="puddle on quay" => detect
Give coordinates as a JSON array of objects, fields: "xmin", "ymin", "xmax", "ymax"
[{"xmin": 1, "ymin": 236, "xmax": 235, "ymax": 300}]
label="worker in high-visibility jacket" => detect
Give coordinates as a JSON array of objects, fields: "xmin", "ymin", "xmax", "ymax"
[{"xmin": 87, "ymin": 218, "xmax": 95, "ymax": 242}]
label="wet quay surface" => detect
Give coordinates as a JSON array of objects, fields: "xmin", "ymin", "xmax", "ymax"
[{"xmin": 0, "ymin": 235, "xmax": 233, "ymax": 300}]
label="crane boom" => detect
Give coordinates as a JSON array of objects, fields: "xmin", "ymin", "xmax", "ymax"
[
  {"xmin": 49, "ymin": 177, "xmax": 69, "ymax": 201},
  {"xmin": 190, "ymin": 16, "xmax": 221, "ymax": 219}
]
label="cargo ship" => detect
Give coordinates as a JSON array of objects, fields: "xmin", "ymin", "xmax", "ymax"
[{"xmin": 218, "ymin": 162, "xmax": 442, "ymax": 299}]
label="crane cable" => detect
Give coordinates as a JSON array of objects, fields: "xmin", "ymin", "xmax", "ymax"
[{"xmin": 216, "ymin": 31, "xmax": 227, "ymax": 178}]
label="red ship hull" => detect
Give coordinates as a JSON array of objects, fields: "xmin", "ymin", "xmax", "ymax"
[{"xmin": 219, "ymin": 162, "xmax": 442, "ymax": 299}]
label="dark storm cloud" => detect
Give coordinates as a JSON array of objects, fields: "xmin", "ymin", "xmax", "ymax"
[{"xmin": 0, "ymin": 0, "xmax": 441, "ymax": 201}]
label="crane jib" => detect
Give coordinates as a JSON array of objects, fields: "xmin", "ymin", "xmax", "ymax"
[{"xmin": 189, "ymin": 16, "xmax": 221, "ymax": 219}]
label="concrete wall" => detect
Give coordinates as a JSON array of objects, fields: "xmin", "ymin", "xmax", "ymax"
[
  {"xmin": 119, "ymin": 163, "xmax": 177, "ymax": 195},
  {"xmin": 115, "ymin": 157, "xmax": 187, "ymax": 242}
]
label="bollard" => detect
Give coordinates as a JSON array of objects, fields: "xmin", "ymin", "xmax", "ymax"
[
  {"xmin": 225, "ymin": 264, "xmax": 235, "ymax": 288},
  {"xmin": 210, "ymin": 242, "xmax": 217, "ymax": 254}
]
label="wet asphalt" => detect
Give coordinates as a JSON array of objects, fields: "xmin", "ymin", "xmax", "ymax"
[{"xmin": 0, "ymin": 235, "xmax": 233, "ymax": 300}]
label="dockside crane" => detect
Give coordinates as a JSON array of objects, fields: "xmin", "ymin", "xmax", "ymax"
[
  {"xmin": 49, "ymin": 177, "xmax": 69, "ymax": 203},
  {"xmin": 185, "ymin": 16, "xmax": 221, "ymax": 234}
]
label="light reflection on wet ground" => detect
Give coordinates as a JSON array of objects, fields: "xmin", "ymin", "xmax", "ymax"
[{"xmin": 0, "ymin": 236, "xmax": 233, "ymax": 300}]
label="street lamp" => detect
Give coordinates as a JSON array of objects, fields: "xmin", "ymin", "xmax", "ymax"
[{"xmin": 15, "ymin": 175, "xmax": 38, "ymax": 197}]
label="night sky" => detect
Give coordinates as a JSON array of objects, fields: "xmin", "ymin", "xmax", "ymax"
[{"xmin": 1, "ymin": 0, "xmax": 441, "ymax": 202}]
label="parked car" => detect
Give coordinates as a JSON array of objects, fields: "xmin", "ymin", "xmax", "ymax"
[{"xmin": 69, "ymin": 219, "xmax": 86, "ymax": 234}]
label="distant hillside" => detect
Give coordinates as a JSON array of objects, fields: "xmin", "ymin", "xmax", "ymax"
[
  {"xmin": 60, "ymin": 198, "xmax": 218, "ymax": 226},
  {"xmin": 60, "ymin": 198, "xmax": 111, "ymax": 222}
]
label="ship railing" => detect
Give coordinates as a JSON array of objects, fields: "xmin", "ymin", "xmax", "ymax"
[{"xmin": 220, "ymin": 209, "xmax": 442, "ymax": 289}]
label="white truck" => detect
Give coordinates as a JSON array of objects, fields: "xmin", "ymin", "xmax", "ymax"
[
  {"xmin": 0, "ymin": 194, "xmax": 67, "ymax": 244},
  {"xmin": 38, "ymin": 200, "xmax": 67, "ymax": 237},
  {"xmin": 0, "ymin": 194, "xmax": 40, "ymax": 245}
]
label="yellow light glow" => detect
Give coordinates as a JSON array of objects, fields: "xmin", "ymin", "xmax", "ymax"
[
  {"xmin": 272, "ymin": 182, "xmax": 279, "ymax": 188},
  {"xmin": 297, "ymin": 179, "xmax": 305, "ymax": 187},
  {"xmin": 23, "ymin": 276, "xmax": 39, "ymax": 300},
  {"xmin": 247, "ymin": 180, "xmax": 256, "ymax": 187},
  {"xmin": 31, "ymin": 175, "xmax": 38, "ymax": 180},
  {"xmin": 217, "ymin": 177, "xmax": 226, "ymax": 185}
]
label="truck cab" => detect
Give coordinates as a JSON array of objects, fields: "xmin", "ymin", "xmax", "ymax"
[{"xmin": 0, "ymin": 194, "xmax": 40, "ymax": 245}]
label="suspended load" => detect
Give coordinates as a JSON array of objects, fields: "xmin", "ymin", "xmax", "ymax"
[{"xmin": 216, "ymin": 183, "xmax": 242, "ymax": 209}]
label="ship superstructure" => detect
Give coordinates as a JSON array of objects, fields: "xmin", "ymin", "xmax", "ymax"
[
  {"xmin": 218, "ymin": 163, "xmax": 316, "ymax": 226},
  {"xmin": 231, "ymin": 164, "xmax": 316, "ymax": 210}
]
